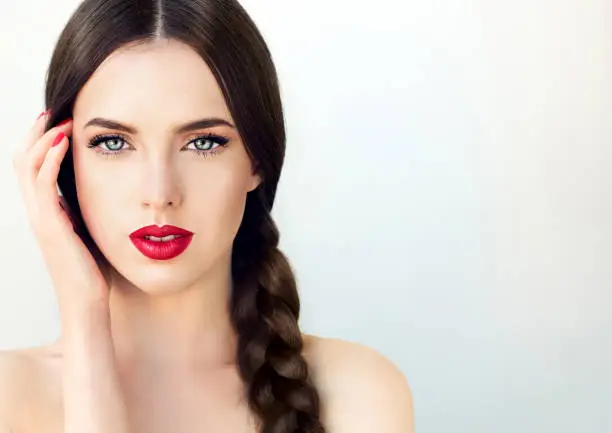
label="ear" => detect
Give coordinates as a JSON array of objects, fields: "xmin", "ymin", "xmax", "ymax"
[{"xmin": 247, "ymin": 172, "xmax": 262, "ymax": 193}]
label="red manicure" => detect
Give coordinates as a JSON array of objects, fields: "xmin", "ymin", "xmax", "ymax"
[
  {"xmin": 57, "ymin": 118, "xmax": 72, "ymax": 126},
  {"xmin": 52, "ymin": 132, "xmax": 66, "ymax": 147}
]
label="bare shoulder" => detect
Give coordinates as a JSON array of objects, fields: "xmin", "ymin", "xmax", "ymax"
[
  {"xmin": 0, "ymin": 344, "xmax": 62, "ymax": 433},
  {"xmin": 302, "ymin": 334, "xmax": 414, "ymax": 433},
  {"xmin": 0, "ymin": 348, "xmax": 36, "ymax": 429}
]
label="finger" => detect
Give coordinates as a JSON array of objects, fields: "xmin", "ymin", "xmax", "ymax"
[
  {"xmin": 18, "ymin": 123, "xmax": 72, "ymax": 222},
  {"xmin": 59, "ymin": 195, "xmax": 79, "ymax": 233},
  {"xmin": 16, "ymin": 118, "xmax": 72, "ymax": 191},
  {"xmin": 58, "ymin": 195, "xmax": 71, "ymax": 214},
  {"xmin": 13, "ymin": 110, "xmax": 50, "ymax": 170},
  {"xmin": 24, "ymin": 110, "xmax": 51, "ymax": 150},
  {"xmin": 27, "ymin": 119, "xmax": 73, "ymax": 175},
  {"xmin": 36, "ymin": 133, "xmax": 70, "ymax": 225}
]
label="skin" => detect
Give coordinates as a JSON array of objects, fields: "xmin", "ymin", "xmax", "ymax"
[
  {"xmin": 73, "ymin": 39, "xmax": 261, "ymax": 378},
  {"xmin": 0, "ymin": 39, "xmax": 414, "ymax": 433}
]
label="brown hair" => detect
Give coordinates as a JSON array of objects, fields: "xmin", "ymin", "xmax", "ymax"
[{"xmin": 45, "ymin": 0, "xmax": 325, "ymax": 432}]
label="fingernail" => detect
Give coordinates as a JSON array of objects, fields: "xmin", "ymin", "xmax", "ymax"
[
  {"xmin": 52, "ymin": 132, "xmax": 66, "ymax": 147},
  {"xmin": 37, "ymin": 110, "xmax": 49, "ymax": 120},
  {"xmin": 57, "ymin": 118, "xmax": 72, "ymax": 126}
]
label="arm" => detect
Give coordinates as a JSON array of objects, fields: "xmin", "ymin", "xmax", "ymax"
[
  {"xmin": 0, "ymin": 305, "xmax": 131, "ymax": 433},
  {"xmin": 61, "ymin": 301, "xmax": 131, "ymax": 433},
  {"xmin": 13, "ymin": 112, "xmax": 131, "ymax": 433}
]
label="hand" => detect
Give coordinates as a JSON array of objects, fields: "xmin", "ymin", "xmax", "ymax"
[{"xmin": 13, "ymin": 110, "xmax": 110, "ymax": 320}]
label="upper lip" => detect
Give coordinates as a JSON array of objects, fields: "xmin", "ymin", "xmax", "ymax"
[{"xmin": 130, "ymin": 225, "xmax": 194, "ymax": 238}]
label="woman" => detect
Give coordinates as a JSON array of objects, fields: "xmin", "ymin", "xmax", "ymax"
[{"xmin": 1, "ymin": 0, "xmax": 413, "ymax": 432}]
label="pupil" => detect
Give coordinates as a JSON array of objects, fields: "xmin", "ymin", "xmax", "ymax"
[
  {"xmin": 196, "ymin": 139, "xmax": 211, "ymax": 150},
  {"xmin": 107, "ymin": 139, "xmax": 121, "ymax": 150}
]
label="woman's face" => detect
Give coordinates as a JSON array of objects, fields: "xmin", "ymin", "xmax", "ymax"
[{"xmin": 71, "ymin": 39, "xmax": 260, "ymax": 294}]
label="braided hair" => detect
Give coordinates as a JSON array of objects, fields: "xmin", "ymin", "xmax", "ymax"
[{"xmin": 48, "ymin": 0, "xmax": 327, "ymax": 431}]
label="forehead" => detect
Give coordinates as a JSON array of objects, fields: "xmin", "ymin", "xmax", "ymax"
[{"xmin": 74, "ymin": 39, "xmax": 232, "ymax": 125}]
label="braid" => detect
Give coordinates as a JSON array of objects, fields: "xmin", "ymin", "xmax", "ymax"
[
  {"xmin": 231, "ymin": 192, "xmax": 326, "ymax": 433},
  {"xmin": 46, "ymin": 0, "xmax": 325, "ymax": 430}
]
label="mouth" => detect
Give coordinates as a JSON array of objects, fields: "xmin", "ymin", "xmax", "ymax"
[
  {"xmin": 129, "ymin": 225, "xmax": 194, "ymax": 260},
  {"xmin": 142, "ymin": 234, "xmax": 184, "ymax": 242}
]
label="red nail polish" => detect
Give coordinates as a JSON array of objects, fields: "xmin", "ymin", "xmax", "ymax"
[
  {"xmin": 37, "ymin": 110, "xmax": 48, "ymax": 120},
  {"xmin": 52, "ymin": 132, "xmax": 65, "ymax": 147},
  {"xmin": 58, "ymin": 118, "xmax": 72, "ymax": 126}
]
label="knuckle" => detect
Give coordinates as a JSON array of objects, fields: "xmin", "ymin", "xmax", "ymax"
[
  {"xmin": 34, "ymin": 172, "xmax": 45, "ymax": 190},
  {"xmin": 48, "ymin": 155, "xmax": 61, "ymax": 172},
  {"xmin": 41, "ymin": 150, "xmax": 60, "ymax": 172},
  {"xmin": 38, "ymin": 159, "xmax": 54, "ymax": 182}
]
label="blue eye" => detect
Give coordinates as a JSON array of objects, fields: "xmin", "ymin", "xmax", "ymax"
[
  {"xmin": 86, "ymin": 133, "xmax": 230, "ymax": 159},
  {"xmin": 87, "ymin": 134, "xmax": 126, "ymax": 153},
  {"xmin": 185, "ymin": 133, "xmax": 229, "ymax": 154}
]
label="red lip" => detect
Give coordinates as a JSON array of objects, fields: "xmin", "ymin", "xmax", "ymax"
[
  {"xmin": 130, "ymin": 225, "xmax": 193, "ymax": 238},
  {"xmin": 129, "ymin": 225, "xmax": 194, "ymax": 261}
]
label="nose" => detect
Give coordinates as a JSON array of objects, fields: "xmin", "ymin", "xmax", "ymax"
[{"xmin": 141, "ymin": 160, "xmax": 183, "ymax": 211}]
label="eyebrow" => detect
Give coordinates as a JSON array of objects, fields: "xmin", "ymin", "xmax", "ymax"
[{"xmin": 83, "ymin": 117, "xmax": 235, "ymax": 134}]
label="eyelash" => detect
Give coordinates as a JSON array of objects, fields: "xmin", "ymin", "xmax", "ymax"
[{"xmin": 86, "ymin": 133, "xmax": 230, "ymax": 160}]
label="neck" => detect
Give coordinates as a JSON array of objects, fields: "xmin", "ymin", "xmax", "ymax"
[{"xmin": 60, "ymin": 256, "xmax": 239, "ymax": 378}]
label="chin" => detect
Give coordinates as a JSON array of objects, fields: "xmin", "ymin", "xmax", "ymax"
[
  {"xmin": 100, "ymin": 240, "xmax": 232, "ymax": 295},
  {"xmin": 109, "ymin": 262, "xmax": 207, "ymax": 296},
  {"xmin": 133, "ymin": 276, "xmax": 189, "ymax": 296}
]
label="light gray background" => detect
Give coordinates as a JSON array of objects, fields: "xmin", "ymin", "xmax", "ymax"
[{"xmin": 0, "ymin": 1, "xmax": 610, "ymax": 432}]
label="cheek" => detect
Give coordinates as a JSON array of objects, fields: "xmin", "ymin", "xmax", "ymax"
[
  {"xmin": 191, "ymin": 166, "xmax": 251, "ymax": 239},
  {"xmin": 72, "ymin": 155, "xmax": 122, "ymax": 242},
  {"xmin": 71, "ymin": 147, "xmax": 255, "ymax": 250}
]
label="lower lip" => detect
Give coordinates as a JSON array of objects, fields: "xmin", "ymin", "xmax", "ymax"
[{"xmin": 129, "ymin": 235, "xmax": 193, "ymax": 260}]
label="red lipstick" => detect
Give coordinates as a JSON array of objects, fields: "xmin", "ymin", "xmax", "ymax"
[{"xmin": 129, "ymin": 225, "xmax": 194, "ymax": 260}]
